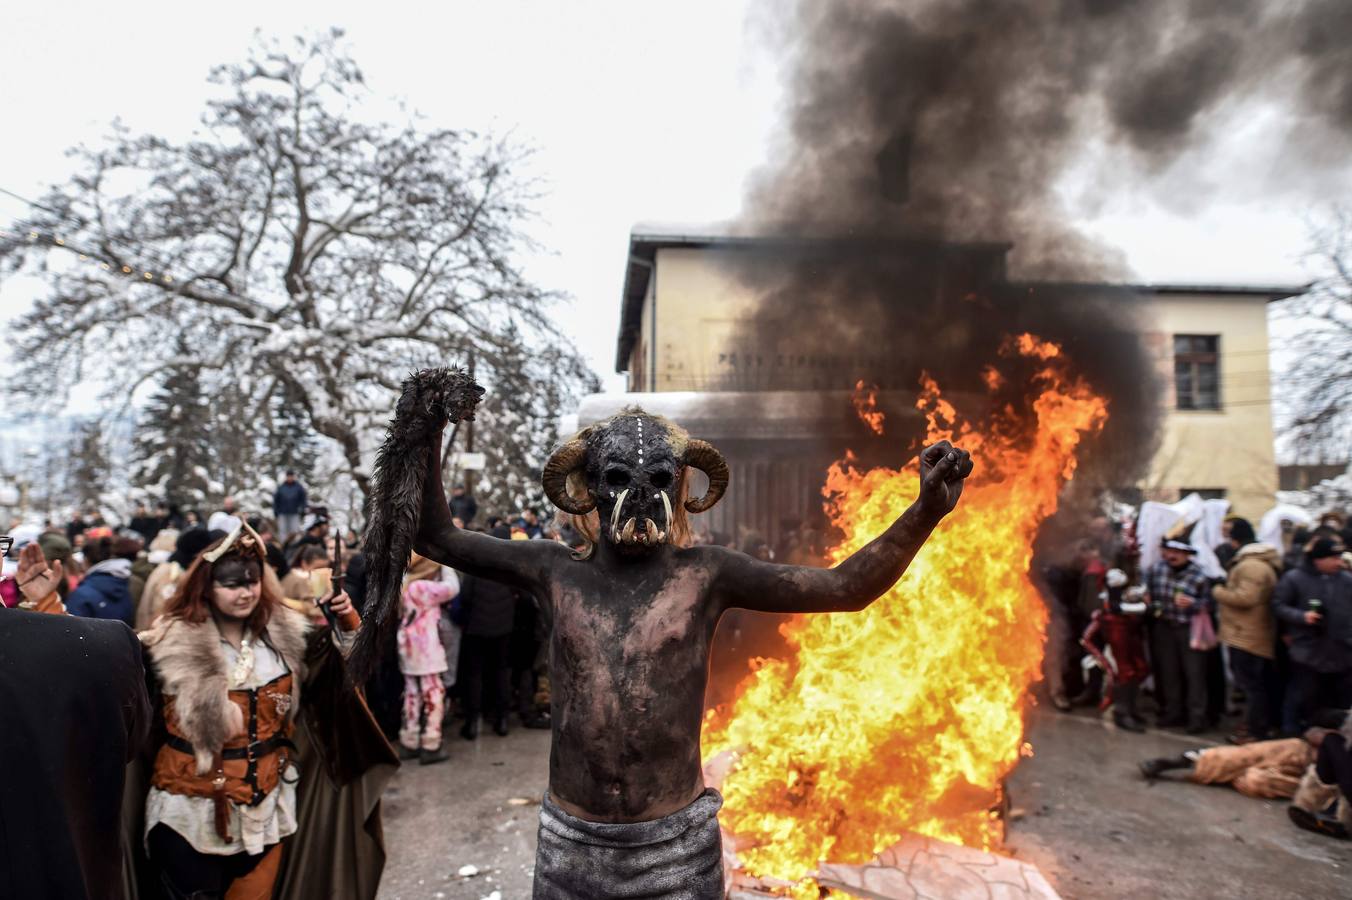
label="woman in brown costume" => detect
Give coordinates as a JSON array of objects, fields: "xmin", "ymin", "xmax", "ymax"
[{"xmin": 136, "ymin": 522, "xmax": 379, "ymax": 899}]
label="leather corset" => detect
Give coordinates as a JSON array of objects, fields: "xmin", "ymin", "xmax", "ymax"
[{"xmin": 152, "ymin": 672, "xmax": 296, "ymax": 807}]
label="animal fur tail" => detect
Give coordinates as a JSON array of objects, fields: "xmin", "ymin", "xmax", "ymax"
[{"xmin": 349, "ymin": 368, "xmax": 483, "ymax": 685}]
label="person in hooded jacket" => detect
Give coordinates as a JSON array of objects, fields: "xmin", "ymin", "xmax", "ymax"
[
  {"xmin": 1274, "ymin": 536, "xmax": 1352, "ymax": 734},
  {"xmin": 67, "ymin": 534, "xmax": 134, "ymax": 626},
  {"xmin": 1211, "ymin": 517, "xmax": 1282, "ymax": 743}
]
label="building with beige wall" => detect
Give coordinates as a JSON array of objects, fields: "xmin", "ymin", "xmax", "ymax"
[{"xmin": 610, "ymin": 228, "xmax": 1303, "ymax": 525}]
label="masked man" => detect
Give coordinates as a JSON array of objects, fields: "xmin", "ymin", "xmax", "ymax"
[{"xmin": 354, "ymin": 371, "xmax": 973, "ymax": 900}]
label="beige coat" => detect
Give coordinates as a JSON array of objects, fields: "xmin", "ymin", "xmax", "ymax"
[
  {"xmin": 1191, "ymin": 737, "xmax": 1313, "ymax": 798},
  {"xmin": 135, "ymin": 561, "xmax": 185, "ymax": 631},
  {"xmin": 1212, "ymin": 543, "xmax": 1281, "ymax": 659}
]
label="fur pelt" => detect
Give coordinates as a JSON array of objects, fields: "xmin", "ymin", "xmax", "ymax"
[
  {"xmin": 351, "ymin": 368, "xmax": 483, "ymax": 683},
  {"xmin": 140, "ymin": 606, "xmax": 311, "ymax": 774}
]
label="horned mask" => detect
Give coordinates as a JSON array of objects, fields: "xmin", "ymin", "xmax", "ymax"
[{"xmin": 542, "ymin": 409, "xmax": 728, "ymax": 553}]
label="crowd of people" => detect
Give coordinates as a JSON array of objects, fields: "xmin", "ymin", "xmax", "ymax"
[
  {"xmin": 0, "ymin": 477, "xmax": 572, "ymax": 759},
  {"xmin": 4, "ymin": 474, "xmax": 1351, "ymax": 898},
  {"xmin": 0, "ymin": 474, "xmax": 585, "ymax": 898},
  {"xmin": 1043, "ymin": 507, "xmax": 1352, "ymax": 840}
]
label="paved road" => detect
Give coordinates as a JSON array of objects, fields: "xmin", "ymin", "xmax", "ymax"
[
  {"xmin": 378, "ymin": 727, "xmax": 549, "ymax": 900},
  {"xmin": 377, "ymin": 713, "xmax": 1352, "ymax": 899},
  {"xmin": 1007, "ymin": 710, "xmax": 1352, "ymax": 900}
]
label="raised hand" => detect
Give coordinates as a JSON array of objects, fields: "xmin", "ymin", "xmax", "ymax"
[
  {"xmin": 917, "ymin": 440, "xmax": 974, "ymax": 521},
  {"xmin": 16, "ymin": 542, "xmax": 64, "ymax": 604}
]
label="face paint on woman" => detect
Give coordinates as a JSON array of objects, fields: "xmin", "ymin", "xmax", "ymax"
[{"xmin": 209, "ymin": 557, "xmax": 263, "ymax": 621}]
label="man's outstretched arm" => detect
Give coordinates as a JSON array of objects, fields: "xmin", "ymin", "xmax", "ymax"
[{"xmin": 711, "ymin": 442, "xmax": 973, "ymax": 614}]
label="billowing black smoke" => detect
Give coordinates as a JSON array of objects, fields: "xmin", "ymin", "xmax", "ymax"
[{"xmin": 725, "ymin": 0, "xmax": 1352, "ymax": 506}]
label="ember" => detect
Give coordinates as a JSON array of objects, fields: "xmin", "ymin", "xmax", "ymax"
[{"xmin": 703, "ymin": 333, "xmax": 1106, "ymax": 893}]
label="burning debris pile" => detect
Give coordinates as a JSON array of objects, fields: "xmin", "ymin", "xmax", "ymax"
[
  {"xmin": 697, "ymin": 0, "xmax": 1352, "ymax": 893},
  {"xmin": 704, "ymin": 336, "xmax": 1105, "ymax": 893}
]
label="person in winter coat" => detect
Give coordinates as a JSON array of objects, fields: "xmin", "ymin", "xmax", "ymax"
[
  {"xmin": 448, "ymin": 485, "xmax": 477, "ymax": 527},
  {"xmin": 1138, "ymin": 726, "xmax": 1324, "ymax": 799},
  {"xmin": 1212, "ymin": 527, "xmax": 1282, "ymax": 742},
  {"xmin": 1, "ymin": 540, "xmax": 151, "ymax": 900},
  {"xmin": 272, "ymin": 472, "xmax": 308, "ymax": 542},
  {"xmin": 67, "ymin": 534, "xmax": 135, "ymax": 626},
  {"xmin": 457, "ymin": 526, "xmax": 518, "ymax": 740},
  {"xmin": 396, "ymin": 554, "xmax": 458, "ymax": 764},
  {"xmin": 1273, "ymin": 537, "xmax": 1352, "ymax": 733},
  {"xmin": 1146, "ymin": 538, "xmax": 1213, "ymax": 732}
]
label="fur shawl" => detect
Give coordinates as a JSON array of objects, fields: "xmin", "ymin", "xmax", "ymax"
[{"xmin": 140, "ymin": 606, "xmax": 311, "ymax": 774}]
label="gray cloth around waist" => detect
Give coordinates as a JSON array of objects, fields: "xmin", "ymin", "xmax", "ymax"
[{"xmin": 533, "ymin": 788, "xmax": 724, "ymax": 900}]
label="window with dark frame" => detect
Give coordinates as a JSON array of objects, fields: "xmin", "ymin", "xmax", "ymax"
[{"xmin": 1174, "ymin": 334, "xmax": 1220, "ymax": 410}]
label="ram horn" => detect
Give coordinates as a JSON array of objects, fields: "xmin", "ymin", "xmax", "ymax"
[
  {"xmin": 541, "ymin": 439, "xmax": 595, "ymax": 515},
  {"xmin": 683, "ymin": 439, "xmax": 730, "ymax": 513}
]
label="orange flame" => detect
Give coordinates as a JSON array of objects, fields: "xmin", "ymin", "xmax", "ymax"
[
  {"xmin": 852, "ymin": 380, "xmax": 886, "ymax": 435},
  {"xmin": 703, "ymin": 333, "xmax": 1107, "ymax": 890}
]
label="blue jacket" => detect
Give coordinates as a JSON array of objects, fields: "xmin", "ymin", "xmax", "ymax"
[
  {"xmin": 273, "ymin": 481, "xmax": 308, "ymax": 516},
  {"xmin": 67, "ymin": 561, "xmax": 134, "ymax": 627}
]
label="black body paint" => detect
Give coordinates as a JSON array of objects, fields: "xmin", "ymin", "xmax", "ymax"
[{"xmin": 361, "ymin": 369, "xmax": 972, "ymax": 823}]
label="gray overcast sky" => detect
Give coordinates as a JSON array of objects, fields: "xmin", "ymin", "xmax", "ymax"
[{"xmin": 0, "ymin": 0, "xmax": 1331, "ymax": 403}]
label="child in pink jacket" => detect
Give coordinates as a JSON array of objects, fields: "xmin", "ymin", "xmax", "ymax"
[{"xmin": 398, "ymin": 554, "xmax": 458, "ymax": 763}]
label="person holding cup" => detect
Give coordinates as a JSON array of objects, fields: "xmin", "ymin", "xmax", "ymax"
[{"xmin": 1274, "ymin": 536, "xmax": 1352, "ymax": 734}]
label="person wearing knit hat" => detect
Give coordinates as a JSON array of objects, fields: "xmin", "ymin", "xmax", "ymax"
[{"xmin": 1273, "ymin": 535, "xmax": 1352, "ymax": 734}]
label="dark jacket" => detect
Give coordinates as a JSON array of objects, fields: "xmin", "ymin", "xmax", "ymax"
[
  {"xmin": 67, "ymin": 563, "xmax": 135, "ymax": 627},
  {"xmin": 1272, "ymin": 563, "xmax": 1352, "ymax": 673},
  {"xmin": 449, "ymin": 493, "xmax": 478, "ymax": 525},
  {"xmin": 0, "ymin": 609, "xmax": 150, "ymax": 900},
  {"xmin": 273, "ymin": 481, "xmax": 308, "ymax": 516},
  {"xmin": 345, "ymin": 552, "xmax": 369, "ymax": 615},
  {"xmin": 459, "ymin": 574, "xmax": 518, "ymax": 638},
  {"xmin": 127, "ymin": 516, "xmax": 163, "ymax": 543}
]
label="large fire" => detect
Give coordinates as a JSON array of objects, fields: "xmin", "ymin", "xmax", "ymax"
[{"xmin": 702, "ymin": 333, "xmax": 1107, "ymax": 890}]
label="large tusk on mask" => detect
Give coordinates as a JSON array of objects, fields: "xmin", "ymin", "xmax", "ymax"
[
  {"xmin": 660, "ymin": 490, "xmax": 673, "ymax": 537},
  {"xmin": 645, "ymin": 518, "xmax": 660, "ymax": 545},
  {"xmin": 610, "ymin": 488, "xmax": 629, "ymax": 541},
  {"xmin": 621, "ymin": 518, "xmax": 636, "ymax": 544}
]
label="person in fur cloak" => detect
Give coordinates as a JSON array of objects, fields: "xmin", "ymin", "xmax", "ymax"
[
  {"xmin": 128, "ymin": 522, "xmax": 398, "ymax": 900},
  {"xmin": 1141, "ymin": 710, "xmax": 1352, "ymax": 840},
  {"xmin": 352, "ymin": 370, "xmax": 974, "ymax": 900}
]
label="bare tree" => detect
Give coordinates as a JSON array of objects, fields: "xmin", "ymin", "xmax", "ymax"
[
  {"xmin": 1, "ymin": 29, "xmax": 592, "ymax": 503},
  {"xmin": 1278, "ymin": 208, "xmax": 1352, "ymax": 465}
]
